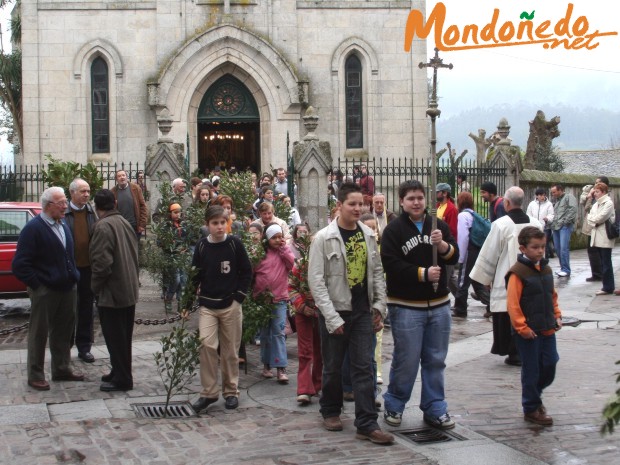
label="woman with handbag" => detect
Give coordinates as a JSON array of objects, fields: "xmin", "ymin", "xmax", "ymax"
[{"xmin": 586, "ymin": 182, "xmax": 616, "ymax": 295}]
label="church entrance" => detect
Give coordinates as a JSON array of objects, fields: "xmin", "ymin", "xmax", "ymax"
[{"xmin": 197, "ymin": 75, "xmax": 261, "ymax": 175}]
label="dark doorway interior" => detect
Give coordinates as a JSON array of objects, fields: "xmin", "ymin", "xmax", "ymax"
[
  {"xmin": 198, "ymin": 121, "xmax": 260, "ymax": 175},
  {"xmin": 197, "ymin": 74, "xmax": 261, "ymax": 176}
]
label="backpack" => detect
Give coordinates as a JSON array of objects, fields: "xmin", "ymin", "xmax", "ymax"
[
  {"xmin": 493, "ymin": 196, "xmax": 504, "ymax": 218},
  {"xmin": 466, "ymin": 209, "xmax": 491, "ymax": 248}
]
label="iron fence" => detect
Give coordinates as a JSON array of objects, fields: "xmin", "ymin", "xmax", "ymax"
[
  {"xmin": 332, "ymin": 157, "xmax": 507, "ymax": 218},
  {"xmin": 1, "ymin": 158, "xmax": 509, "ymax": 220},
  {"xmin": 0, "ymin": 162, "xmax": 148, "ymax": 202}
]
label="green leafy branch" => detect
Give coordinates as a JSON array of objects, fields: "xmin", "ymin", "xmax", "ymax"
[
  {"xmin": 601, "ymin": 360, "xmax": 620, "ymax": 435},
  {"xmin": 153, "ymin": 266, "xmax": 201, "ymax": 416},
  {"xmin": 242, "ymin": 291, "xmax": 274, "ymax": 344},
  {"xmin": 218, "ymin": 170, "xmax": 255, "ymax": 223},
  {"xmin": 154, "ymin": 319, "xmax": 202, "ymax": 417},
  {"xmin": 41, "ymin": 154, "xmax": 104, "ymax": 198}
]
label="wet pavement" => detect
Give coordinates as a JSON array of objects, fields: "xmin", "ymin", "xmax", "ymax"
[{"xmin": 0, "ymin": 248, "xmax": 619, "ymax": 464}]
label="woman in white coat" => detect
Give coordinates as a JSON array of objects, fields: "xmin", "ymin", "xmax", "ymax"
[
  {"xmin": 526, "ymin": 187, "xmax": 555, "ymax": 258},
  {"xmin": 586, "ymin": 182, "xmax": 616, "ymax": 295}
]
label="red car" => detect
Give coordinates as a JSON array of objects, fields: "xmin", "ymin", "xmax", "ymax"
[{"xmin": 0, "ymin": 202, "xmax": 43, "ymax": 298}]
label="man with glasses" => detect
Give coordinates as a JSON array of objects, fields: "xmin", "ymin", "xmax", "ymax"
[{"xmin": 12, "ymin": 187, "xmax": 82, "ymax": 391}]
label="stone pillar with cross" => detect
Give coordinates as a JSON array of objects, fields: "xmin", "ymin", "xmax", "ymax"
[{"xmin": 418, "ymin": 48, "xmax": 453, "ymax": 290}]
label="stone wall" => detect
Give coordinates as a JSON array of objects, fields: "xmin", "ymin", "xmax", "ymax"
[{"xmin": 20, "ymin": 0, "xmax": 429, "ymax": 171}]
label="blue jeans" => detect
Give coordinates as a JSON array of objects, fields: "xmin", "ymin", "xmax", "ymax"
[
  {"xmin": 596, "ymin": 247, "xmax": 615, "ymax": 293},
  {"xmin": 319, "ymin": 307, "xmax": 378, "ymax": 432},
  {"xmin": 552, "ymin": 225, "xmax": 573, "ymax": 274},
  {"xmin": 383, "ymin": 303, "xmax": 451, "ymax": 418},
  {"xmin": 515, "ymin": 333, "xmax": 559, "ymax": 413},
  {"xmin": 164, "ymin": 268, "xmax": 187, "ymax": 301},
  {"xmin": 260, "ymin": 301, "xmax": 288, "ymax": 368}
]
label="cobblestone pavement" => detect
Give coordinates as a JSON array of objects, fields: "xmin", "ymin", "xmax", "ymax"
[{"xmin": 0, "ymin": 248, "xmax": 619, "ymax": 464}]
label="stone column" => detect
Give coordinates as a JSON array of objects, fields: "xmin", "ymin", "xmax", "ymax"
[
  {"xmin": 294, "ymin": 107, "xmax": 332, "ymax": 232},
  {"xmin": 144, "ymin": 108, "xmax": 186, "ymax": 215},
  {"xmin": 489, "ymin": 118, "xmax": 522, "ymax": 188}
]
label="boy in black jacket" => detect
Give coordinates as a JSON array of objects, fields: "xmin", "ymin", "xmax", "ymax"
[
  {"xmin": 381, "ymin": 180, "xmax": 458, "ymax": 429},
  {"xmin": 191, "ymin": 206, "xmax": 252, "ymax": 413},
  {"xmin": 506, "ymin": 226, "xmax": 561, "ymax": 426}
]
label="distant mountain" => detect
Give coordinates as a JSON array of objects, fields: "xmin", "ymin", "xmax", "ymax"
[{"xmin": 436, "ymin": 103, "xmax": 620, "ymax": 157}]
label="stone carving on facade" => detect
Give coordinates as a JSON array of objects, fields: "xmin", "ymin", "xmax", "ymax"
[
  {"xmin": 294, "ymin": 107, "xmax": 332, "ymax": 232},
  {"xmin": 157, "ymin": 108, "xmax": 174, "ymax": 143}
]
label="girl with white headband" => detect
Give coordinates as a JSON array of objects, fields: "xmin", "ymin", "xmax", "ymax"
[{"xmin": 253, "ymin": 222, "xmax": 295, "ymax": 383}]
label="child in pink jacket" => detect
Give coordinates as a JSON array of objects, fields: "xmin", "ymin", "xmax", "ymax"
[{"xmin": 254, "ymin": 223, "xmax": 295, "ymax": 383}]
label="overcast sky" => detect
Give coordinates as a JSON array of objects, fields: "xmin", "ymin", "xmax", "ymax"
[{"xmin": 424, "ymin": 0, "xmax": 620, "ymax": 118}]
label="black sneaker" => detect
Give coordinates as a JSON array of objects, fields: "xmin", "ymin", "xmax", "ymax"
[
  {"xmin": 225, "ymin": 396, "xmax": 239, "ymax": 410},
  {"xmin": 423, "ymin": 412, "xmax": 455, "ymax": 429},
  {"xmin": 192, "ymin": 397, "xmax": 218, "ymax": 413},
  {"xmin": 451, "ymin": 308, "xmax": 467, "ymax": 318},
  {"xmin": 78, "ymin": 352, "xmax": 95, "ymax": 363}
]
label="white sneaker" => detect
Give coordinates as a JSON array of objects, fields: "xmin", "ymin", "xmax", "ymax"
[
  {"xmin": 297, "ymin": 394, "xmax": 311, "ymax": 405},
  {"xmin": 377, "ymin": 376, "xmax": 383, "ymax": 385},
  {"xmin": 556, "ymin": 271, "xmax": 568, "ymax": 277},
  {"xmin": 384, "ymin": 410, "xmax": 402, "ymax": 426},
  {"xmin": 423, "ymin": 412, "xmax": 455, "ymax": 429}
]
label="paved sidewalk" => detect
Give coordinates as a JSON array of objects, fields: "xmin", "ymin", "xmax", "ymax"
[{"xmin": 0, "ymin": 248, "xmax": 619, "ymax": 464}]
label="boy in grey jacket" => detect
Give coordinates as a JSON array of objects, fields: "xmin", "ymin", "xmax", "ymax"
[{"xmin": 308, "ymin": 183, "xmax": 392, "ymax": 445}]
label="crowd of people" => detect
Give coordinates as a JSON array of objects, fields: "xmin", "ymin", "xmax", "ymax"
[{"xmin": 11, "ymin": 167, "xmax": 617, "ymax": 446}]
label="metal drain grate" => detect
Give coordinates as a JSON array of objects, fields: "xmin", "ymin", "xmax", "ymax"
[
  {"xmin": 394, "ymin": 427, "xmax": 467, "ymax": 444},
  {"xmin": 132, "ymin": 401, "xmax": 197, "ymax": 419}
]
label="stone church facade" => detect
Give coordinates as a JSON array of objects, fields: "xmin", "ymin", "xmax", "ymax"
[{"xmin": 19, "ymin": 0, "xmax": 429, "ymax": 174}]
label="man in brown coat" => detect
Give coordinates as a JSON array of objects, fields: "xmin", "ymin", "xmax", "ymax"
[{"xmin": 111, "ymin": 170, "xmax": 147, "ymax": 240}]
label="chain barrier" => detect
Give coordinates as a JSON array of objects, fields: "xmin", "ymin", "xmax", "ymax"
[
  {"xmin": 0, "ymin": 303, "xmax": 200, "ymax": 337},
  {"xmin": 134, "ymin": 302, "xmax": 199, "ymax": 326},
  {"xmin": 0, "ymin": 321, "xmax": 30, "ymax": 337}
]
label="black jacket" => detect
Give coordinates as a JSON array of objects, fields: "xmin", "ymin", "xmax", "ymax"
[
  {"xmin": 192, "ymin": 235, "xmax": 253, "ymax": 309},
  {"xmin": 381, "ymin": 212, "xmax": 458, "ymax": 308},
  {"xmin": 505, "ymin": 255, "xmax": 556, "ymax": 332}
]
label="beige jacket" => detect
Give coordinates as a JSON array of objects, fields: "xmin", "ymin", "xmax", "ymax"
[
  {"xmin": 587, "ymin": 194, "xmax": 616, "ymax": 248},
  {"xmin": 308, "ymin": 219, "xmax": 386, "ymax": 333}
]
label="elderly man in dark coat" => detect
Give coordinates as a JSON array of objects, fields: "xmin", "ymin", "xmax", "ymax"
[
  {"xmin": 12, "ymin": 186, "xmax": 82, "ymax": 391},
  {"xmin": 90, "ymin": 189, "xmax": 140, "ymax": 391}
]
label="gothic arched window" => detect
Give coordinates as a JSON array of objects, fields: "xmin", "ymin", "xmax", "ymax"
[
  {"xmin": 345, "ymin": 55, "xmax": 363, "ymax": 149},
  {"xmin": 91, "ymin": 57, "xmax": 109, "ymax": 153}
]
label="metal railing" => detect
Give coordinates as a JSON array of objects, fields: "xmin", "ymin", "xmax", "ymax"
[
  {"xmin": 1, "ymin": 158, "xmax": 509, "ymax": 220},
  {"xmin": 0, "ymin": 162, "xmax": 148, "ymax": 202},
  {"xmin": 332, "ymin": 157, "xmax": 507, "ymax": 218}
]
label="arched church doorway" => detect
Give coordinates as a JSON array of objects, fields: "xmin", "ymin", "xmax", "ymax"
[{"xmin": 197, "ymin": 75, "xmax": 260, "ymax": 175}]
